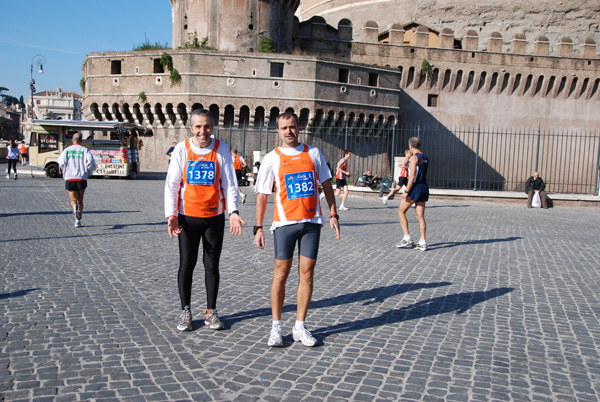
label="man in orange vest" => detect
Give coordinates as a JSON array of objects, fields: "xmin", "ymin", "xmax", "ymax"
[
  {"xmin": 231, "ymin": 148, "xmax": 247, "ymax": 203},
  {"xmin": 18, "ymin": 141, "xmax": 28, "ymax": 166},
  {"xmin": 165, "ymin": 109, "xmax": 247, "ymax": 333},
  {"xmin": 254, "ymin": 112, "xmax": 340, "ymax": 347},
  {"xmin": 334, "ymin": 150, "xmax": 352, "ymax": 210}
]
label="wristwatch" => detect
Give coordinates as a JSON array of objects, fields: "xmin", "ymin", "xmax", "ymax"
[
  {"xmin": 229, "ymin": 210, "xmax": 239, "ymax": 216},
  {"xmin": 253, "ymin": 225, "xmax": 263, "ymax": 235}
]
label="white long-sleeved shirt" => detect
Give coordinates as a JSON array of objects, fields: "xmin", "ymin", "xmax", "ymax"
[
  {"xmin": 164, "ymin": 138, "xmax": 239, "ymax": 218},
  {"xmin": 58, "ymin": 144, "xmax": 96, "ymax": 180}
]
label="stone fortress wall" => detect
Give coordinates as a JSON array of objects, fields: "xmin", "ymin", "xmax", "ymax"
[
  {"xmin": 297, "ymin": 0, "xmax": 600, "ymax": 55},
  {"xmin": 293, "ymin": 17, "xmax": 599, "ymax": 130},
  {"xmin": 81, "ymin": 0, "xmax": 599, "ymax": 176}
]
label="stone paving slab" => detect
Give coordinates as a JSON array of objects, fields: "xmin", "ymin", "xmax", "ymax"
[{"xmin": 1, "ymin": 175, "xmax": 600, "ymax": 401}]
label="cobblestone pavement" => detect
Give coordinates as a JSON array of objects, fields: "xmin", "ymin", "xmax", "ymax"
[{"xmin": 1, "ymin": 175, "xmax": 600, "ymax": 402}]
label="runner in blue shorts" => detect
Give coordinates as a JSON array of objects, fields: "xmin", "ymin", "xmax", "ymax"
[
  {"xmin": 396, "ymin": 137, "xmax": 429, "ymax": 251},
  {"xmin": 254, "ymin": 112, "xmax": 340, "ymax": 348}
]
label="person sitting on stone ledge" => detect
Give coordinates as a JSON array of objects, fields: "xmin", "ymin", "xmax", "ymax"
[{"xmin": 525, "ymin": 171, "xmax": 548, "ymax": 209}]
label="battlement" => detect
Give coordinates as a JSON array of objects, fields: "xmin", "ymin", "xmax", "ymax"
[{"xmin": 295, "ymin": 17, "xmax": 599, "ymax": 59}]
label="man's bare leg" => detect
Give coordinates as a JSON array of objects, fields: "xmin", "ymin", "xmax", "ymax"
[{"xmin": 296, "ymin": 255, "xmax": 316, "ymax": 322}]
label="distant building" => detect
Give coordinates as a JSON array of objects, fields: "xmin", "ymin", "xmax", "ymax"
[
  {"xmin": 0, "ymin": 103, "xmax": 22, "ymax": 141},
  {"xmin": 27, "ymin": 88, "xmax": 82, "ymax": 121}
]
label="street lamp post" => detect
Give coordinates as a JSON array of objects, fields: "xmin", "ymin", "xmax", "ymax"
[
  {"xmin": 30, "ymin": 54, "xmax": 46, "ymax": 121},
  {"xmin": 29, "ymin": 54, "xmax": 45, "ymax": 177}
]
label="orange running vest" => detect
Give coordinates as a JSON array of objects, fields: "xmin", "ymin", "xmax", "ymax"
[
  {"xmin": 233, "ymin": 155, "xmax": 242, "ymax": 170},
  {"xmin": 336, "ymin": 160, "xmax": 347, "ymax": 180},
  {"xmin": 273, "ymin": 145, "xmax": 321, "ymax": 222},
  {"xmin": 180, "ymin": 138, "xmax": 226, "ymax": 218}
]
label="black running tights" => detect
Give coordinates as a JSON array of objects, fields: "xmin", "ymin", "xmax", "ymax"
[{"xmin": 177, "ymin": 213, "xmax": 225, "ymax": 310}]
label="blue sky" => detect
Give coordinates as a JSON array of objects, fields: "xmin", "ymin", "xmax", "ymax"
[{"xmin": 0, "ymin": 0, "xmax": 172, "ymax": 102}]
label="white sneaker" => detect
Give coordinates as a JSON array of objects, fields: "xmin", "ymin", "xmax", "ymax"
[
  {"xmin": 5, "ymin": 174, "xmax": 9, "ymax": 179},
  {"xmin": 268, "ymin": 325, "xmax": 283, "ymax": 347},
  {"xmin": 74, "ymin": 219, "xmax": 82, "ymax": 228},
  {"xmin": 382, "ymin": 196, "xmax": 388, "ymax": 205},
  {"xmin": 339, "ymin": 206, "xmax": 349, "ymax": 211},
  {"xmin": 415, "ymin": 242, "xmax": 427, "ymax": 251},
  {"xmin": 319, "ymin": 192, "xmax": 325, "ymax": 201},
  {"xmin": 292, "ymin": 325, "xmax": 317, "ymax": 347},
  {"xmin": 396, "ymin": 238, "xmax": 413, "ymax": 248},
  {"xmin": 204, "ymin": 309, "xmax": 224, "ymax": 330},
  {"xmin": 176, "ymin": 308, "xmax": 193, "ymax": 331}
]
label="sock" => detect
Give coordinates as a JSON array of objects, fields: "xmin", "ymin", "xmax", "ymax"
[
  {"xmin": 403, "ymin": 235, "xmax": 411, "ymax": 240},
  {"xmin": 294, "ymin": 320, "xmax": 305, "ymax": 330},
  {"xmin": 272, "ymin": 320, "xmax": 282, "ymax": 329},
  {"xmin": 419, "ymin": 239, "xmax": 426, "ymax": 245}
]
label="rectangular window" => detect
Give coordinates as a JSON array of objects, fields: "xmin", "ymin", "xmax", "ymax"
[
  {"xmin": 368, "ymin": 73, "xmax": 378, "ymax": 87},
  {"xmin": 153, "ymin": 59, "xmax": 164, "ymax": 73},
  {"xmin": 270, "ymin": 62, "xmax": 284, "ymax": 78},
  {"xmin": 338, "ymin": 68, "xmax": 349, "ymax": 83},
  {"xmin": 428, "ymin": 94, "xmax": 438, "ymax": 107},
  {"xmin": 111, "ymin": 60, "xmax": 122, "ymax": 75},
  {"xmin": 38, "ymin": 132, "xmax": 59, "ymax": 153}
]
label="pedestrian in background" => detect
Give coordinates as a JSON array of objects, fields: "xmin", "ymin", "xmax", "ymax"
[
  {"xmin": 231, "ymin": 148, "xmax": 247, "ymax": 203},
  {"xmin": 18, "ymin": 141, "xmax": 28, "ymax": 166},
  {"xmin": 58, "ymin": 133, "xmax": 96, "ymax": 227},
  {"xmin": 396, "ymin": 137, "xmax": 429, "ymax": 251},
  {"xmin": 5, "ymin": 140, "xmax": 20, "ymax": 180},
  {"xmin": 334, "ymin": 150, "xmax": 352, "ymax": 210}
]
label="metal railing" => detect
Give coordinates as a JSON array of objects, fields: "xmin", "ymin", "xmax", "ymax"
[{"xmin": 212, "ymin": 123, "xmax": 600, "ymax": 195}]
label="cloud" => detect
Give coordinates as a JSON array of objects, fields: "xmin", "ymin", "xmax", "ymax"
[{"xmin": 0, "ymin": 39, "xmax": 84, "ymax": 56}]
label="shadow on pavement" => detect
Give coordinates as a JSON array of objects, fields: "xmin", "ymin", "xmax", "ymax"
[
  {"xmin": 0, "ymin": 210, "xmax": 141, "ymax": 218},
  {"xmin": 0, "ymin": 288, "xmax": 40, "ymax": 300},
  {"xmin": 313, "ymin": 287, "xmax": 514, "ymax": 340},
  {"xmin": 428, "ymin": 236, "xmax": 523, "ymax": 250},
  {"xmin": 223, "ymin": 282, "xmax": 452, "ymax": 325}
]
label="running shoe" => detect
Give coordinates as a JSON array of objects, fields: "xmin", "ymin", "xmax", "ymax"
[
  {"xmin": 204, "ymin": 309, "xmax": 224, "ymax": 330},
  {"xmin": 415, "ymin": 242, "xmax": 427, "ymax": 251},
  {"xmin": 176, "ymin": 308, "xmax": 193, "ymax": 331},
  {"xmin": 74, "ymin": 219, "xmax": 82, "ymax": 228},
  {"xmin": 268, "ymin": 325, "xmax": 283, "ymax": 347},
  {"xmin": 14, "ymin": 174, "xmax": 17, "ymax": 180},
  {"xmin": 339, "ymin": 206, "xmax": 349, "ymax": 211},
  {"xmin": 292, "ymin": 325, "xmax": 317, "ymax": 347},
  {"xmin": 396, "ymin": 238, "xmax": 414, "ymax": 248},
  {"xmin": 382, "ymin": 196, "xmax": 388, "ymax": 205},
  {"xmin": 6, "ymin": 174, "xmax": 9, "ymax": 179},
  {"xmin": 74, "ymin": 203, "xmax": 82, "ymax": 220},
  {"xmin": 241, "ymin": 193, "xmax": 246, "ymax": 204}
]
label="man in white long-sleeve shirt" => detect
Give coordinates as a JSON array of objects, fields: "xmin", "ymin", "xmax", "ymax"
[
  {"xmin": 58, "ymin": 132, "xmax": 96, "ymax": 228},
  {"xmin": 164, "ymin": 109, "xmax": 246, "ymax": 332}
]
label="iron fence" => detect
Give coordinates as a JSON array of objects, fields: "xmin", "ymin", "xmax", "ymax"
[{"xmin": 212, "ymin": 123, "xmax": 600, "ymax": 195}]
